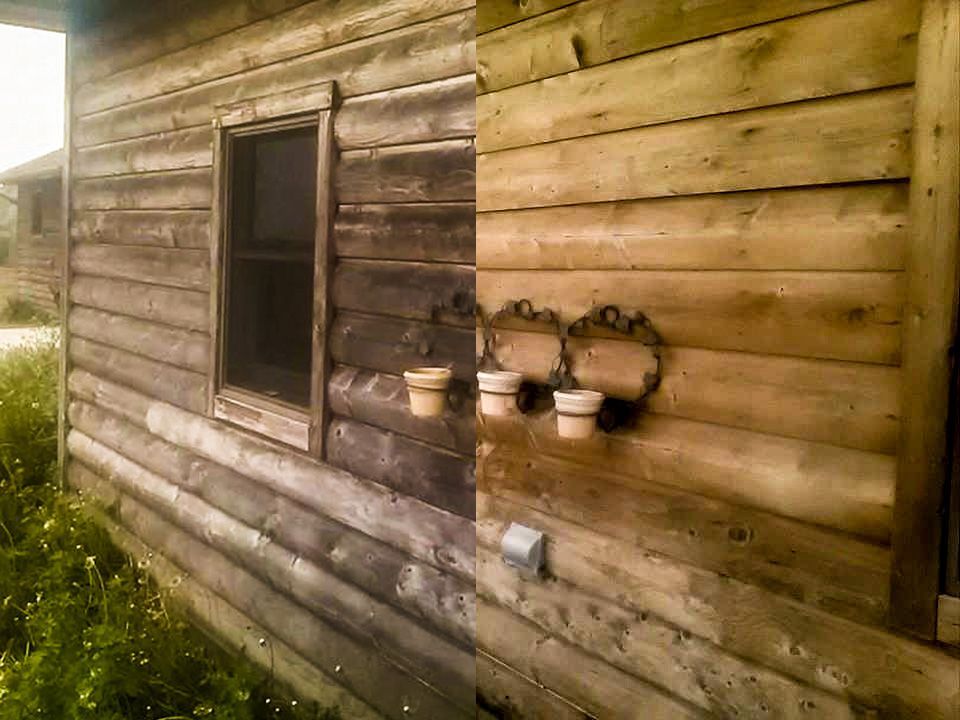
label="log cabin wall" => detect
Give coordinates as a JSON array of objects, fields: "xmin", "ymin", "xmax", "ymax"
[
  {"xmin": 476, "ymin": 0, "xmax": 960, "ymax": 718},
  {"xmin": 63, "ymin": 2, "xmax": 476, "ymax": 718},
  {"xmin": 15, "ymin": 177, "xmax": 61, "ymax": 315}
]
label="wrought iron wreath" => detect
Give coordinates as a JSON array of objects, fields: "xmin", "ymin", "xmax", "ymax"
[{"xmin": 476, "ymin": 299, "xmax": 662, "ymax": 431}]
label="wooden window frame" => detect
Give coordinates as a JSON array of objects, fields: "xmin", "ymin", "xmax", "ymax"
[
  {"xmin": 208, "ymin": 81, "xmax": 338, "ymax": 456},
  {"xmin": 937, "ymin": 335, "xmax": 960, "ymax": 648},
  {"xmin": 947, "ymin": 458, "xmax": 960, "ymax": 598},
  {"xmin": 889, "ymin": 0, "xmax": 959, "ymax": 640}
]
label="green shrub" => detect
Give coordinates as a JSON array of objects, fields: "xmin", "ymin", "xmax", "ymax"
[
  {"xmin": 0, "ymin": 338, "xmax": 338, "ymax": 719},
  {"xmin": 0, "ymin": 297, "xmax": 53, "ymax": 326}
]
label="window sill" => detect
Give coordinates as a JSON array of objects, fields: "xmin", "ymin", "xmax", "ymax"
[{"xmin": 213, "ymin": 390, "xmax": 310, "ymax": 451}]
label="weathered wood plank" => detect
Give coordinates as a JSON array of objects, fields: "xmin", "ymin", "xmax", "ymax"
[
  {"xmin": 16, "ymin": 248, "xmax": 62, "ymax": 261},
  {"xmin": 327, "ymin": 417, "xmax": 474, "ymax": 519},
  {"xmin": 478, "ymin": 600, "xmax": 706, "ymax": 719},
  {"xmin": 477, "ymin": 184, "xmax": 908, "ymax": 271},
  {"xmin": 889, "ymin": 0, "xmax": 960, "ymax": 639},
  {"xmin": 73, "ymin": 169, "xmax": 212, "ymax": 210},
  {"xmin": 213, "ymin": 394, "xmax": 310, "ymax": 452},
  {"xmin": 71, "ymin": 275, "xmax": 207, "ymax": 332},
  {"xmin": 477, "ymin": 651, "xmax": 591, "ymax": 720},
  {"xmin": 68, "ymin": 429, "xmax": 475, "ymax": 705},
  {"xmin": 477, "ymin": 0, "xmax": 578, "ymax": 34},
  {"xmin": 69, "ymin": 306, "xmax": 209, "ymax": 373},
  {"xmin": 145, "ymin": 408, "xmax": 475, "ymax": 582},
  {"xmin": 16, "ymin": 278, "xmax": 57, "ymax": 293},
  {"xmin": 15, "ymin": 250, "xmax": 58, "ymax": 266},
  {"xmin": 15, "ymin": 251, "xmax": 58, "ymax": 266},
  {"xmin": 74, "ymin": 0, "xmax": 474, "ymax": 116},
  {"xmin": 647, "ymin": 347, "xmax": 900, "ymax": 458},
  {"xmin": 76, "ymin": 495, "xmax": 384, "ymax": 720},
  {"xmin": 486, "ymin": 328, "xmax": 900, "ymax": 453},
  {"xmin": 479, "ymin": 431, "xmax": 890, "ymax": 621},
  {"xmin": 478, "ymin": 87, "xmax": 913, "ymax": 212},
  {"xmin": 336, "ymin": 74, "xmax": 475, "ymax": 150},
  {"xmin": 71, "ymin": 0, "xmax": 311, "ymax": 85},
  {"xmin": 938, "ymin": 595, "xmax": 960, "ymax": 647},
  {"xmin": 0, "ymin": 0, "xmax": 64, "ymax": 31},
  {"xmin": 336, "ymin": 260, "xmax": 475, "ymax": 328},
  {"xmin": 328, "ymin": 365, "xmax": 475, "ymax": 456},
  {"xmin": 69, "ymin": 337, "xmax": 208, "ymax": 413},
  {"xmin": 478, "ymin": 494, "xmax": 960, "ymax": 720},
  {"xmin": 16, "ymin": 269, "xmax": 58, "ymax": 283},
  {"xmin": 16, "ymin": 270, "xmax": 59, "ymax": 283},
  {"xmin": 74, "ymin": 11, "xmax": 476, "ymax": 147},
  {"xmin": 337, "ymin": 139, "xmax": 475, "ymax": 204},
  {"xmin": 655, "ymin": 347, "xmax": 899, "ymax": 456},
  {"xmin": 477, "ymin": 0, "xmax": 856, "ymax": 93},
  {"xmin": 68, "ymin": 368, "xmax": 475, "ymax": 582},
  {"xmin": 16, "ymin": 252, "xmax": 57, "ymax": 268},
  {"xmin": 206, "ymin": 119, "xmax": 226, "ymax": 419},
  {"xmin": 478, "ymin": 269, "xmax": 903, "ymax": 364},
  {"xmin": 16, "ymin": 272, "xmax": 58, "ymax": 287},
  {"xmin": 72, "ymin": 244, "xmax": 209, "ymax": 290},
  {"xmin": 74, "ymin": 126, "xmax": 212, "ymax": 178},
  {"xmin": 68, "ymin": 398, "xmax": 474, "ymax": 647},
  {"xmin": 310, "ymin": 105, "xmax": 336, "ymax": 457},
  {"xmin": 478, "ymin": 0, "xmax": 918, "ymax": 151},
  {"xmin": 336, "ymin": 202, "xmax": 475, "ymax": 264},
  {"xmin": 71, "ymin": 210, "xmax": 210, "ymax": 248},
  {"xmin": 216, "ymin": 81, "xmax": 335, "ymax": 128},
  {"xmin": 107, "ymin": 491, "xmax": 472, "ymax": 719},
  {"xmin": 333, "ymin": 311, "xmax": 475, "ymax": 382},
  {"xmin": 477, "ymin": 546, "xmax": 862, "ymax": 719}
]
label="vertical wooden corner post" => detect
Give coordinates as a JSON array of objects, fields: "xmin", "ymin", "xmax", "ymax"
[
  {"xmin": 890, "ymin": 0, "xmax": 960, "ymax": 639},
  {"xmin": 56, "ymin": 19, "xmax": 75, "ymax": 488}
]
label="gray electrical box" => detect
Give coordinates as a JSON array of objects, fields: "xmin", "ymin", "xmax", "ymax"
[{"xmin": 501, "ymin": 522, "xmax": 545, "ymax": 574}]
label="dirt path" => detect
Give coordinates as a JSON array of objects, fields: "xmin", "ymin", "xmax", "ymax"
[{"xmin": 0, "ymin": 326, "xmax": 56, "ymax": 352}]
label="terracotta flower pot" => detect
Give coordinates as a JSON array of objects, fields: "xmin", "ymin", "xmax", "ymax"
[
  {"xmin": 553, "ymin": 389, "xmax": 605, "ymax": 439},
  {"xmin": 477, "ymin": 370, "xmax": 524, "ymax": 416},
  {"xmin": 403, "ymin": 367, "xmax": 452, "ymax": 417}
]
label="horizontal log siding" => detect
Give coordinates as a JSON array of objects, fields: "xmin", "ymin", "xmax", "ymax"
[
  {"xmin": 77, "ymin": 493, "xmax": 386, "ymax": 720},
  {"xmin": 476, "ymin": 0, "xmax": 960, "ymax": 718},
  {"xmin": 68, "ymin": 1, "xmax": 477, "ymax": 714},
  {"xmin": 14, "ymin": 178, "xmax": 62, "ymax": 315}
]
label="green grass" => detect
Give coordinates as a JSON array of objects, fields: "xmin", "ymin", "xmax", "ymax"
[
  {"xmin": 0, "ymin": 296, "xmax": 53, "ymax": 327},
  {"xmin": 0, "ymin": 338, "xmax": 339, "ymax": 719}
]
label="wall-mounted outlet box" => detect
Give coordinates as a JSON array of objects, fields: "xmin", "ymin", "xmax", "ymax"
[{"xmin": 501, "ymin": 522, "xmax": 545, "ymax": 574}]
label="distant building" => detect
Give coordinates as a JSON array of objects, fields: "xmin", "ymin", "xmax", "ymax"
[
  {"xmin": 0, "ymin": 149, "xmax": 63, "ymax": 315},
  {"xmin": 0, "ymin": 186, "xmax": 15, "ymax": 263}
]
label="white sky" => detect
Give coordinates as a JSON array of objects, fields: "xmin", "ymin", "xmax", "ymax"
[{"xmin": 0, "ymin": 23, "xmax": 65, "ymax": 174}]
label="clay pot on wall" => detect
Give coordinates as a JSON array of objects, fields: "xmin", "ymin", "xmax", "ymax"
[
  {"xmin": 477, "ymin": 370, "xmax": 524, "ymax": 416},
  {"xmin": 553, "ymin": 389, "xmax": 605, "ymax": 439},
  {"xmin": 403, "ymin": 367, "xmax": 452, "ymax": 417}
]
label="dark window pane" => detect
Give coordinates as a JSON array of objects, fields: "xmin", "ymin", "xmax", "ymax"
[
  {"xmin": 223, "ymin": 124, "xmax": 317, "ymax": 407},
  {"xmin": 30, "ymin": 190, "xmax": 42, "ymax": 235}
]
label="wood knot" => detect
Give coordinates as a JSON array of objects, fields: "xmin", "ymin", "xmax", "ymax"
[
  {"xmin": 451, "ymin": 289, "xmax": 475, "ymax": 315},
  {"xmin": 570, "ymin": 34, "xmax": 586, "ymax": 68},
  {"xmin": 728, "ymin": 525, "xmax": 752, "ymax": 544}
]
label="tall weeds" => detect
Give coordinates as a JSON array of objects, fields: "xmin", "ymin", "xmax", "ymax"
[{"xmin": 0, "ymin": 337, "xmax": 336, "ymax": 719}]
